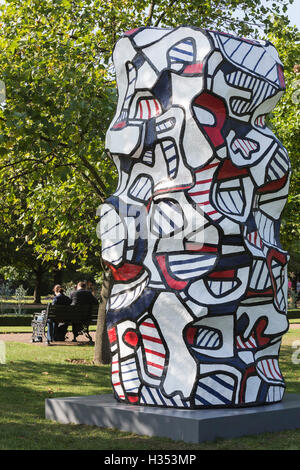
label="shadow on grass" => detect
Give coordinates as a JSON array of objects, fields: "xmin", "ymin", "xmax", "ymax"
[
  {"xmin": 1, "ymin": 342, "xmax": 111, "ymax": 419},
  {"xmin": 279, "ymin": 345, "xmax": 300, "ymax": 394},
  {"xmin": 2, "ymin": 359, "xmax": 111, "ymax": 398},
  {"xmin": 0, "ymin": 349, "xmax": 122, "ymax": 449},
  {"xmin": 0, "ymin": 355, "xmax": 209, "ymax": 451},
  {"xmin": 0, "ymin": 338, "xmax": 299, "ymax": 450},
  {"xmin": 0, "ymin": 419, "xmax": 174, "ymax": 451}
]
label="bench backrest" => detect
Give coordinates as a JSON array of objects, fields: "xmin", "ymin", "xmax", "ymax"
[{"xmin": 46, "ymin": 304, "xmax": 99, "ymax": 324}]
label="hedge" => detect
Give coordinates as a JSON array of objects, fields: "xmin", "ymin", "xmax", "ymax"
[
  {"xmin": 288, "ymin": 309, "xmax": 300, "ymax": 319},
  {"xmin": 0, "ymin": 310, "xmax": 298, "ymax": 327},
  {"xmin": 0, "ymin": 315, "xmax": 33, "ymax": 326}
]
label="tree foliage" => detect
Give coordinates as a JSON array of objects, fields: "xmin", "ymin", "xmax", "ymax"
[
  {"xmin": 0, "ymin": 0, "xmax": 119, "ymax": 271},
  {"xmin": 0, "ymin": 0, "xmax": 297, "ymax": 357},
  {"xmin": 0, "ymin": 0, "xmax": 295, "ymax": 271},
  {"xmin": 268, "ymin": 21, "xmax": 300, "ymax": 271}
]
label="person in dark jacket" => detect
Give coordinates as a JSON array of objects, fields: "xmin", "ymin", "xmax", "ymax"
[
  {"xmin": 52, "ymin": 285, "xmax": 72, "ymax": 306},
  {"xmin": 47, "ymin": 285, "xmax": 71, "ymax": 344},
  {"xmin": 70, "ymin": 281, "xmax": 98, "ymax": 341},
  {"xmin": 70, "ymin": 281, "xmax": 99, "ymax": 306}
]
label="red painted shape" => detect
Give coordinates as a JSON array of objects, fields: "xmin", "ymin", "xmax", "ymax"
[
  {"xmin": 142, "ymin": 322, "xmax": 156, "ymax": 328},
  {"xmin": 239, "ymin": 365, "xmax": 256, "ymax": 404},
  {"xmin": 124, "ymin": 28, "xmax": 140, "ymax": 36},
  {"xmin": 195, "ymin": 162, "xmax": 219, "ymax": 173},
  {"xmin": 128, "ymin": 395, "xmax": 139, "ymax": 403},
  {"xmin": 156, "ymin": 255, "xmax": 188, "ymax": 290},
  {"xmin": 246, "ymin": 288, "xmax": 273, "ymax": 297},
  {"xmin": 147, "ymin": 361, "xmax": 164, "ymax": 370},
  {"xmin": 200, "ymin": 245, "xmax": 218, "ymax": 253},
  {"xmin": 257, "ymin": 174, "xmax": 288, "ymax": 194},
  {"xmin": 144, "ymin": 348, "xmax": 165, "ymax": 358},
  {"xmin": 186, "ymin": 326, "xmax": 197, "ymax": 345},
  {"xmin": 277, "ymin": 64, "xmax": 285, "ymax": 88},
  {"xmin": 208, "ymin": 269, "xmax": 235, "ymax": 279},
  {"xmin": 185, "ymin": 243, "xmax": 218, "ymax": 252},
  {"xmin": 265, "ymin": 360, "xmax": 276, "ymax": 380},
  {"xmin": 183, "ymin": 63, "xmax": 203, "ymax": 74},
  {"xmin": 193, "ymin": 92, "xmax": 227, "ymax": 147},
  {"xmin": 112, "ymin": 120, "xmax": 126, "ymax": 129},
  {"xmin": 153, "ymin": 99, "xmax": 160, "ymax": 116},
  {"xmin": 108, "ymin": 327, "xmax": 117, "ymax": 344},
  {"xmin": 192, "ymin": 178, "xmax": 212, "ymax": 186},
  {"xmin": 146, "ymin": 196, "xmax": 153, "ymax": 213},
  {"xmin": 217, "ymin": 158, "xmax": 248, "ymax": 180},
  {"xmin": 124, "ymin": 330, "xmax": 139, "ymax": 348},
  {"xmin": 107, "ymin": 263, "xmax": 143, "ymax": 281},
  {"xmin": 266, "ymin": 248, "xmax": 288, "ymax": 307},
  {"xmin": 154, "ymin": 184, "xmax": 193, "ymax": 196},
  {"xmin": 267, "ymin": 248, "xmax": 287, "ymax": 267},
  {"xmin": 146, "ymin": 99, "xmax": 151, "ymax": 119},
  {"xmin": 255, "ymin": 318, "xmax": 270, "ymax": 347},
  {"xmin": 142, "ymin": 334, "xmax": 162, "ymax": 344}
]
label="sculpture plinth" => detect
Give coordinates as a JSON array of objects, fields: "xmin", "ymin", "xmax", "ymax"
[{"xmin": 100, "ymin": 26, "xmax": 291, "ymax": 408}]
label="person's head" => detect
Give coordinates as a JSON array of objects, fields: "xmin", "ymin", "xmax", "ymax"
[
  {"xmin": 53, "ymin": 284, "xmax": 64, "ymax": 295},
  {"xmin": 77, "ymin": 281, "xmax": 86, "ymax": 290}
]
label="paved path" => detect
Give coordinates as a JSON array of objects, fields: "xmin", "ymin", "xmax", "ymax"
[
  {"xmin": 0, "ymin": 326, "xmax": 299, "ymax": 345},
  {"xmin": 0, "ymin": 331, "xmax": 96, "ymax": 345}
]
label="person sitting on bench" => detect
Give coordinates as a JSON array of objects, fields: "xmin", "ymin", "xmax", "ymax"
[
  {"xmin": 70, "ymin": 281, "xmax": 99, "ymax": 341},
  {"xmin": 47, "ymin": 285, "xmax": 71, "ymax": 344}
]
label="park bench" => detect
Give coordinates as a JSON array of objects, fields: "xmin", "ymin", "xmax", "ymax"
[{"xmin": 31, "ymin": 304, "xmax": 99, "ymax": 344}]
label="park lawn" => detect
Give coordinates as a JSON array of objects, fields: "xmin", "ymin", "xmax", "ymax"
[{"xmin": 0, "ymin": 328, "xmax": 299, "ymax": 450}]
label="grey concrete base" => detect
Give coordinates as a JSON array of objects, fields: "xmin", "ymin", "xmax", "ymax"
[{"xmin": 45, "ymin": 393, "xmax": 300, "ymax": 443}]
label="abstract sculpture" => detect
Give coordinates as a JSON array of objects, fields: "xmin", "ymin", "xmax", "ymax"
[{"xmin": 100, "ymin": 26, "xmax": 290, "ymax": 408}]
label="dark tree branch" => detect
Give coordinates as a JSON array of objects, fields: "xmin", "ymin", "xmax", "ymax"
[
  {"xmin": 79, "ymin": 169, "xmax": 106, "ymax": 201},
  {"xmin": 154, "ymin": 0, "xmax": 178, "ymax": 27},
  {"xmin": 147, "ymin": 0, "xmax": 157, "ymax": 26},
  {"xmin": 76, "ymin": 153, "xmax": 107, "ymax": 198}
]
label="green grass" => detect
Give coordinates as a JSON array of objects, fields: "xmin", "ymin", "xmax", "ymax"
[
  {"xmin": 0, "ymin": 326, "xmax": 33, "ymax": 333},
  {"xmin": 0, "ymin": 328, "xmax": 299, "ymax": 450},
  {"xmin": 0, "ymin": 296, "xmax": 51, "ymax": 304}
]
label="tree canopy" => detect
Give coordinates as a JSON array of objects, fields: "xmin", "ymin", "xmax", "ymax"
[
  {"xmin": 267, "ymin": 21, "xmax": 300, "ymax": 272},
  {"xmin": 0, "ymin": 0, "xmax": 298, "ymax": 285}
]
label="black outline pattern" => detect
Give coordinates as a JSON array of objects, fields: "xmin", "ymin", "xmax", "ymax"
[{"xmin": 102, "ymin": 26, "xmax": 290, "ymax": 409}]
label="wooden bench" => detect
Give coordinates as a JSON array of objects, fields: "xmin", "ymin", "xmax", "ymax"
[{"xmin": 31, "ymin": 304, "xmax": 99, "ymax": 344}]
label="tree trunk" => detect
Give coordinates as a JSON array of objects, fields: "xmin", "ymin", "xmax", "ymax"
[
  {"xmin": 33, "ymin": 265, "xmax": 43, "ymax": 304},
  {"xmin": 53, "ymin": 268, "xmax": 63, "ymax": 286},
  {"xmin": 93, "ymin": 269, "xmax": 113, "ymax": 365}
]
